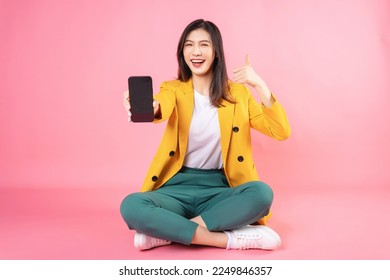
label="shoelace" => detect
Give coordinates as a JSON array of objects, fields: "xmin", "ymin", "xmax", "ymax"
[
  {"xmin": 235, "ymin": 234, "xmax": 264, "ymax": 250},
  {"xmin": 237, "ymin": 236, "xmax": 263, "ymax": 250}
]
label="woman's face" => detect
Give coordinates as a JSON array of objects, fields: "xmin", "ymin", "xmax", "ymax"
[{"xmin": 183, "ymin": 28, "xmax": 215, "ymax": 78}]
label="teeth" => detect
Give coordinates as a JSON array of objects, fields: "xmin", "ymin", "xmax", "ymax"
[{"xmin": 191, "ymin": 60, "xmax": 204, "ymax": 63}]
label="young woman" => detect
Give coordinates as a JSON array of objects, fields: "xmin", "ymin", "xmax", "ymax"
[{"xmin": 120, "ymin": 19, "xmax": 291, "ymax": 250}]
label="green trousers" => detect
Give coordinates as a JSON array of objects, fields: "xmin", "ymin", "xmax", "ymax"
[{"xmin": 120, "ymin": 167, "xmax": 273, "ymax": 245}]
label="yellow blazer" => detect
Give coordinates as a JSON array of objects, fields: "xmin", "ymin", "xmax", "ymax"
[{"xmin": 140, "ymin": 79, "xmax": 291, "ymax": 224}]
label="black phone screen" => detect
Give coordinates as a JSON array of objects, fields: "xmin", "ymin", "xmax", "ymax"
[{"xmin": 128, "ymin": 76, "xmax": 154, "ymax": 122}]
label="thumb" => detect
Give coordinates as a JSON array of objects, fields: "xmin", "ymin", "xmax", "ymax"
[{"xmin": 245, "ymin": 54, "xmax": 251, "ymax": 66}]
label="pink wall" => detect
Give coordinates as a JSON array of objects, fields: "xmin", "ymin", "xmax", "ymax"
[{"xmin": 1, "ymin": 0, "xmax": 390, "ymax": 191}]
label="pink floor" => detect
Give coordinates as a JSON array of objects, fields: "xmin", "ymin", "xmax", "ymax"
[{"xmin": 1, "ymin": 185, "xmax": 389, "ymax": 260}]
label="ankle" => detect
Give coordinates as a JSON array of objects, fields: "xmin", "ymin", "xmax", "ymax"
[
  {"xmin": 191, "ymin": 226, "xmax": 228, "ymax": 248},
  {"xmin": 224, "ymin": 231, "xmax": 235, "ymax": 249}
]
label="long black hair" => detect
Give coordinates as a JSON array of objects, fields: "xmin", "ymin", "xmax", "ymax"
[{"xmin": 177, "ymin": 19, "xmax": 233, "ymax": 107}]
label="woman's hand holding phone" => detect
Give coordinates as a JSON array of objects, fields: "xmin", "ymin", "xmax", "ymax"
[
  {"xmin": 123, "ymin": 88, "xmax": 160, "ymax": 122},
  {"xmin": 123, "ymin": 90, "xmax": 131, "ymax": 112}
]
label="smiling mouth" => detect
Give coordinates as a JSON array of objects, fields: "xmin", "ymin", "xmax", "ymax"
[{"xmin": 191, "ymin": 59, "xmax": 205, "ymax": 67}]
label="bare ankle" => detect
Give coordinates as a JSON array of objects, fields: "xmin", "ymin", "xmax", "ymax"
[
  {"xmin": 190, "ymin": 216, "xmax": 207, "ymax": 228},
  {"xmin": 191, "ymin": 226, "xmax": 228, "ymax": 248}
]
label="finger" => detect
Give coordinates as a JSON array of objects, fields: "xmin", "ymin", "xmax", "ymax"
[
  {"xmin": 233, "ymin": 69, "xmax": 247, "ymax": 76},
  {"xmin": 245, "ymin": 54, "xmax": 251, "ymax": 66},
  {"xmin": 123, "ymin": 91, "xmax": 130, "ymax": 103},
  {"xmin": 234, "ymin": 77, "xmax": 246, "ymax": 84},
  {"xmin": 233, "ymin": 65, "xmax": 249, "ymax": 74},
  {"xmin": 233, "ymin": 70, "xmax": 244, "ymax": 79},
  {"xmin": 233, "ymin": 73, "xmax": 246, "ymax": 84},
  {"xmin": 232, "ymin": 66, "xmax": 244, "ymax": 73},
  {"xmin": 235, "ymin": 68, "xmax": 250, "ymax": 79},
  {"xmin": 127, "ymin": 110, "xmax": 132, "ymax": 122}
]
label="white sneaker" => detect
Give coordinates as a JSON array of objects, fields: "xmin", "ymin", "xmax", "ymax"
[
  {"xmin": 134, "ymin": 232, "xmax": 172, "ymax": 250},
  {"xmin": 225, "ymin": 225, "xmax": 281, "ymax": 250}
]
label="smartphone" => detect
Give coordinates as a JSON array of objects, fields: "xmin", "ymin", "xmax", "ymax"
[{"xmin": 128, "ymin": 76, "xmax": 154, "ymax": 122}]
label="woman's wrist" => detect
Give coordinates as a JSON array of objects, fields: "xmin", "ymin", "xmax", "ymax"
[{"xmin": 254, "ymin": 84, "xmax": 274, "ymax": 108}]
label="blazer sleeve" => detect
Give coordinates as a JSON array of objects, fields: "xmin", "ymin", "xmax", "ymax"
[
  {"xmin": 152, "ymin": 81, "xmax": 177, "ymax": 123},
  {"xmin": 246, "ymin": 86, "xmax": 291, "ymax": 140}
]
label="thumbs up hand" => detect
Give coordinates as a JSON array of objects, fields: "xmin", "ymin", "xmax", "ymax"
[
  {"xmin": 233, "ymin": 54, "xmax": 263, "ymax": 88},
  {"xmin": 233, "ymin": 54, "xmax": 273, "ymax": 107}
]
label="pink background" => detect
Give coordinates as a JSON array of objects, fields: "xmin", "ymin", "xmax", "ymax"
[{"xmin": 1, "ymin": 0, "xmax": 390, "ymax": 259}]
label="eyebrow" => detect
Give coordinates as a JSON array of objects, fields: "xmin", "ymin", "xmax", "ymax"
[{"xmin": 184, "ymin": 39, "xmax": 211, "ymax": 43}]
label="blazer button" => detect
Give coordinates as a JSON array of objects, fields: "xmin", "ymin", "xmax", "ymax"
[
  {"xmin": 232, "ymin": 126, "xmax": 239, "ymax": 133},
  {"xmin": 152, "ymin": 176, "xmax": 158, "ymax": 182},
  {"xmin": 169, "ymin": 151, "xmax": 175, "ymax": 157},
  {"xmin": 237, "ymin": 156, "xmax": 244, "ymax": 162}
]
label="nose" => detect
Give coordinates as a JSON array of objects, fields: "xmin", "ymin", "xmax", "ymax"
[{"xmin": 193, "ymin": 45, "xmax": 202, "ymax": 56}]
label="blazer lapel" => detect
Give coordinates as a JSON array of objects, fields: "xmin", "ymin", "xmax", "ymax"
[
  {"xmin": 218, "ymin": 99, "xmax": 235, "ymax": 167},
  {"xmin": 177, "ymin": 79, "xmax": 194, "ymax": 156}
]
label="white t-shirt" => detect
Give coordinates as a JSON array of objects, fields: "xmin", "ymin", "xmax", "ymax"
[{"xmin": 183, "ymin": 90, "xmax": 223, "ymax": 169}]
